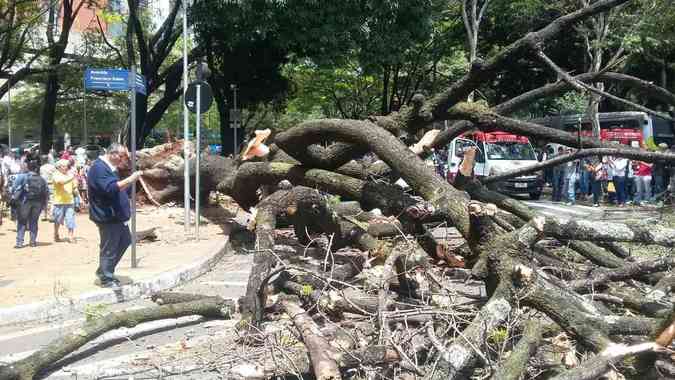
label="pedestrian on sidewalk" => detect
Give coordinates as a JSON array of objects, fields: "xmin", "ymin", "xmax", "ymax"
[
  {"xmin": 4, "ymin": 150, "xmax": 24, "ymax": 222},
  {"xmin": 563, "ymin": 149, "xmax": 579, "ymax": 206},
  {"xmin": 579, "ymin": 157, "xmax": 591, "ymax": 201},
  {"xmin": 52, "ymin": 159, "xmax": 78, "ymax": 243},
  {"xmin": 551, "ymin": 147, "xmax": 565, "ymax": 202},
  {"xmin": 653, "ymin": 143, "xmax": 667, "ymax": 200},
  {"xmin": 587, "ymin": 156, "xmax": 606, "ymax": 207},
  {"xmin": 609, "ymin": 156, "xmax": 629, "ymax": 207},
  {"xmin": 39, "ymin": 157, "xmax": 56, "ymax": 221},
  {"xmin": 88, "ymin": 143, "xmax": 144, "ymax": 288},
  {"xmin": 634, "ymin": 161, "xmax": 653, "ymax": 205},
  {"xmin": 12, "ymin": 158, "xmax": 48, "ymax": 248}
]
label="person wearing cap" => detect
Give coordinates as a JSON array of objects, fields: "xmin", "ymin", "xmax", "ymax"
[
  {"xmin": 52, "ymin": 159, "xmax": 78, "ymax": 243},
  {"xmin": 88, "ymin": 143, "xmax": 144, "ymax": 288}
]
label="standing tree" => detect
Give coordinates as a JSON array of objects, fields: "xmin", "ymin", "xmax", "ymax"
[
  {"xmin": 119, "ymin": 0, "xmax": 190, "ymax": 148},
  {"xmin": 0, "ymin": 0, "xmax": 45, "ymax": 99},
  {"xmin": 39, "ymin": 0, "xmax": 89, "ymax": 153},
  {"xmin": 461, "ymin": 0, "xmax": 490, "ymax": 101}
]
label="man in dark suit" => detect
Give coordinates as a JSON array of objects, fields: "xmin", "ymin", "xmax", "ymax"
[{"xmin": 87, "ymin": 143, "xmax": 143, "ymax": 288}]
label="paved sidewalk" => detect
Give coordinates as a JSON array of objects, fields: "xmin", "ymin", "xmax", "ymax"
[{"xmin": 0, "ymin": 206, "xmax": 231, "ymax": 308}]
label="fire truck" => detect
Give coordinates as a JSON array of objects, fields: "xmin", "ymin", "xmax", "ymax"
[
  {"xmin": 447, "ymin": 131, "xmax": 544, "ymax": 199},
  {"xmin": 532, "ymin": 111, "xmax": 674, "ymax": 148}
]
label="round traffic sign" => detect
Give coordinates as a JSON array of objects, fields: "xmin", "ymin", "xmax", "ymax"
[{"xmin": 185, "ymin": 80, "xmax": 214, "ymax": 113}]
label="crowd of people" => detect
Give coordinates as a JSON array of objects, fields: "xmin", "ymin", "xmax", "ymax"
[
  {"xmin": 1, "ymin": 143, "xmax": 144, "ymax": 289},
  {"xmin": 543, "ymin": 143, "xmax": 669, "ymax": 207},
  {"xmin": 1, "ymin": 146, "xmax": 92, "ymax": 248}
]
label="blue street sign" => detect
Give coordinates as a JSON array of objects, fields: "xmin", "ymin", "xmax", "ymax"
[
  {"xmin": 134, "ymin": 73, "xmax": 147, "ymax": 95},
  {"xmin": 84, "ymin": 68, "xmax": 130, "ymax": 92},
  {"xmin": 84, "ymin": 68, "xmax": 147, "ymax": 95}
]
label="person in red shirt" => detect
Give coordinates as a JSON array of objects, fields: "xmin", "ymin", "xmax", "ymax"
[
  {"xmin": 634, "ymin": 161, "xmax": 653, "ymax": 205},
  {"xmin": 60, "ymin": 146, "xmax": 74, "ymax": 161}
]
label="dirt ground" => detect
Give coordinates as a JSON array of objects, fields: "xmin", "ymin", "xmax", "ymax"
[{"xmin": 0, "ymin": 204, "xmax": 235, "ymax": 307}]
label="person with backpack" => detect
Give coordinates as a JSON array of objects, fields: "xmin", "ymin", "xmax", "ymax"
[
  {"xmin": 52, "ymin": 159, "xmax": 78, "ymax": 243},
  {"xmin": 12, "ymin": 158, "xmax": 48, "ymax": 248}
]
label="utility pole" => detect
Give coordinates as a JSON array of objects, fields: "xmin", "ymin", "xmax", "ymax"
[
  {"xmin": 130, "ymin": 66, "xmax": 138, "ymax": 268},
  {"xmin": 7, "ymin": 77, "xmax": 11, "ymax": 149}
]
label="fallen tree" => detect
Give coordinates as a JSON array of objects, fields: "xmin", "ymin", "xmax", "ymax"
[{"xmin": 5, "ymin": 0, "xmax": 675, "ymax": 379}]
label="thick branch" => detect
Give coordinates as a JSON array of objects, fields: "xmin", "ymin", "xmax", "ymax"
[
  {"xmin": 536, "ymin": 50, "xmax": 672, "ymax": 121},
  {"xmin": 483, "ymin": 148, "xmax": 651, "ymax": 184},
  {"xmin": 446, "ymin": 103, "xmax": 675, "ymax": 163},
  {"xmin": 491, "ymin": 320, "xmax": 544, "ymax": 380},
  {"xmin": 393, "ymin": 0, "xmax": 630, "ymax": 132},
  {"xmin": 0, "ymin": 299, "xmax": 232, "ymax": 380},
  {"xmin": 275, "ymin": 119, "xmax": 472, "ymax": 239},
  {"xmin": 542, "ymin": 218, "xmax": 675, "ymax": 247},
  {"xmin": 280, "ymin": 299, "xmax": 342, "ymax": 380},
  {"xmin": 549, "ymin": 342, "xmax": 659, "ymax": 380}
]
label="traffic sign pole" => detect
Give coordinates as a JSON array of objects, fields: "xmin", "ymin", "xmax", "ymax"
[
  {"xmin": 83, "ymin": 76, "xmax": 88, "ymax": 145},
  {"xmin": 182, "ymin": 0, "xmax": 190, "ymax": 235},
  {"xmin": 82, "ymin": 66, "xmax": 145, "ymax": 267},
  {"xmin": 195, "ymin": 83, "xmax": 201, "ymax": 240},
  {"xmin": 130, "ymin": 66, "xmax": 137, "ymax": 269}
]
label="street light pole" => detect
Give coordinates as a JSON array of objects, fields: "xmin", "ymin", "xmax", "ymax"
[
  {"xmin": 182, "ymin": 0, "xmax": 191, "ymax": 234},
  {"xmin": 7, "ymin": 78, "xmax": 11, "ymax": 149}
]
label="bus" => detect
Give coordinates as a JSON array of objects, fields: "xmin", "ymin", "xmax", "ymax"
[{"xmin": 531, "ymin": 111, "xmax": 674, "ymax": 148}]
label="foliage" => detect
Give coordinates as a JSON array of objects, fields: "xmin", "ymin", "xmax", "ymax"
[
  {"xmin": 0, "ymin": 0, "xmax": 45, "ymax": 74},
  {"xmin": 300, "ymin": 284, "xmax": 313, "ymax": 297},
  {"xmin": 488, "ymin": 326, "xmax": 509, "ymax": 345}
]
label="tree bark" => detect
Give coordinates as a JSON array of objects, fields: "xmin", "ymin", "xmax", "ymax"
[{"xmin": 280, "ymin": 299, "xmax": 342, "ymax": 380}]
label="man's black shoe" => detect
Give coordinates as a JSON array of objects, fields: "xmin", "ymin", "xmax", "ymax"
[
  {"xmin": 14, "ymin": 244, "xmax": 23, "ymax": 249},
  {"xmin": 100, "ymin": 280, "xmax": 122, "ymax": 289}
]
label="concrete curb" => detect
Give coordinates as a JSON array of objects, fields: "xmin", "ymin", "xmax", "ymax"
[{"xmin": 0, "ymin": 238, "xmax": 230, "ymax": 327}]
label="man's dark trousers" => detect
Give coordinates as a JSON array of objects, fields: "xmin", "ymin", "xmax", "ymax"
[
  {"xmin": 17, "ymin": 201, "xmax": 42, "ymax": 246},
  {"xmin": 96, "ymin": 222, "xmax": 131, "ymax": 284}
]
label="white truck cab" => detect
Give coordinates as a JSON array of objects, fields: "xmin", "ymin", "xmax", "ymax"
[{"xmin": 447, "ymin": 131, "xmax": 543, "ymax": 199}]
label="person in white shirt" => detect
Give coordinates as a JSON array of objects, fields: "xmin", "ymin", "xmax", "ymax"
[
  {"xmin": 610, "ymin": 157, "xmax": 629, "ymax": 206},
  {"xmin": 75, "ymin": 146, "xmax": 87, "ymax": 167},
  {"xmin": 40, "ymin": 159, "xmax": 56, "ymax": 221}
]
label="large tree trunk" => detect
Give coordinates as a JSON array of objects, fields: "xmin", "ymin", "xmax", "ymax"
[{"xmin": 39, "ymin": 71, "xmax": 58, "ymax": 153}]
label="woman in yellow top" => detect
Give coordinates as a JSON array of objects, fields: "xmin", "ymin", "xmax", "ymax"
[{"xmin": 52, "ymin": 160, "xmax": 78, "ymax": 242}]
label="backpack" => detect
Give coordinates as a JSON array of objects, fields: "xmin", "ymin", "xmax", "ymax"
[{"xmin": 23, "ymin": 174, "xmax": 46, "ymax": 201}]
